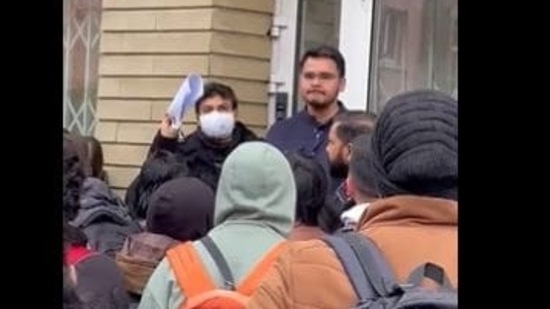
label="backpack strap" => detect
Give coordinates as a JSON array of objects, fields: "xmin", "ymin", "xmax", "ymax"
[
  {"xmin": 236, "ymin": 241, "xmax": 287, "ymax": 296},
  {"xmin": 323, "ymin": 233, "xmax": 401, "ymax": 304},
  {"xmin": 200, "ymin": 235, "xmax": 236, "ymax": 290},
  {"xmin": 166, "ymin": 242, "xmax": 216, "ymax": 298},
  {"xmin": 339, "ymin": 233, "xmax": 400, "ymax": 296},
  {"xmin": 323, "ymin": 235, "xmax": 376, "ymax": 303}
]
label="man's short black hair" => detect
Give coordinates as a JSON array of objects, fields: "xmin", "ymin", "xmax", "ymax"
[
  {"xmin": 333, "ymin": 111, "xmax": 377, "ymax": 145},
  {"xmin": 195, "ymin": 82, "xmax": 238, "ymax": 114},
  {"xmin": 299, "ymin": 45, "xmax": 346, "ymax": 78},
  {"xmin": 285, "ymin": 153, "xmax": 328, "ymax": 226},
  {"xmin": 349, "ymin": 133, "xmax": 379, "ymax": 198}
]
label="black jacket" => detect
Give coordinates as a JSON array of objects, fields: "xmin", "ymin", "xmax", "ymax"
[
  {"xmin": 147, "ymin": 122, "xmax": 257, "ymax": 190},
  {"xmin": 125, "ymin": 122, "xmax": 259, "ymax": 219}
]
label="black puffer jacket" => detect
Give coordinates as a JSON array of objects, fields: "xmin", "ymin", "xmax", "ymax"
[
  {"xmin": 168, "ymin": 122, "xmax": 259, "ymax": 190},
  {"xmin": 125, "ymin": 122, "xmax": 259, "ymax": 220}
]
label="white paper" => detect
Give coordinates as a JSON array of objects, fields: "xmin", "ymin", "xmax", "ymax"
[{"xmin": 166, "ymin": 73, "xmax": 204, "ymax": 129}]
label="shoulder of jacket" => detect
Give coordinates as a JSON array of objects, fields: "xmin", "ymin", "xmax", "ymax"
[{"xmin": 282, "ymin": 239, "xmax": 337, "ymax": 265}]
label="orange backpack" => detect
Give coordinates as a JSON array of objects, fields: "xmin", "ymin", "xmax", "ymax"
[{"xmin": 166, "ymin": 236, "xmax": 286, "ymax": 309}]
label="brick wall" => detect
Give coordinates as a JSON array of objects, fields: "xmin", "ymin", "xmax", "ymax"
[{"xmin": 96, "ymin": 0, "xmax": 274, "ymax": 197}]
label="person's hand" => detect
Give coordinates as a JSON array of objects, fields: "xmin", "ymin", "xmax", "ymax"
[{"xmin": 160, "ymin": 115, "xmax": 178, "ymax": 139}]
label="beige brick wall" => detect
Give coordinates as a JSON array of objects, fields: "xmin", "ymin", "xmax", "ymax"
[
  {"xmin": 103, "ymin": 0, "xmax": 212, "ymax": 9},
  {"xmin": 96, "ymin": 0, "xmax": 274, "ymax": 194}
]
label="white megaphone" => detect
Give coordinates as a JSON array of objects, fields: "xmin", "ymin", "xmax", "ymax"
[{"xmin": 166, "ymin": 73, "xmax": 204, "ymax": 129}]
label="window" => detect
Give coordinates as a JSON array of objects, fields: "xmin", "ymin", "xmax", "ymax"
[
  {"xmin": 380, "ymin": 8, "xmax": 407, "ymax": 69},
  {"xmin": 298, "ymin": 0, "xmax": 341, "ymax": 53},
  {"xmin": 368, "ymin": 0, "xmax": 458, "ymax": 113},
  {"xmin": 63, "ymin": 0, "xmax": 102, "ymax": 135}
]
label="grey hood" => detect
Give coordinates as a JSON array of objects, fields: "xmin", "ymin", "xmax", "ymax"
[
  {"xmin": 71, "ymin": 177, "xmax": 134, "ymax": 228},
  {"xmin": 213, "ymin": 141, "xmax": 296, "ymax": 237}
]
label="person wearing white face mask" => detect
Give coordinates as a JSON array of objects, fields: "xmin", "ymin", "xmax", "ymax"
[
  {"xmin": 198, "ymin": 110, "xmax": 236, "ymax": 139},
  {"xmin": 126, "ymin": 82, "xmax": 258, "ymax": 207}
]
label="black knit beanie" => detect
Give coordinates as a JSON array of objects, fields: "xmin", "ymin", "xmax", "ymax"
[
  {"xmin": 146, "ymin": 177, "xmax": 215, "ymax": 241},
  {"xmin": 369, "ymin": 89, "xmax": 458, "ymax": 200}
]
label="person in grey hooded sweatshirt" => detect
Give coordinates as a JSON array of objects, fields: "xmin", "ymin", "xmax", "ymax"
[{"xmin": 138, "ymin": 141, "xmax": 296, "ymax": 309}]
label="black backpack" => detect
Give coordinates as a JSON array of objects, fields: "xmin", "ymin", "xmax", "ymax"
[{"xmin": 323, "ymin": 233, "xmax": 457, "ymax": 309}]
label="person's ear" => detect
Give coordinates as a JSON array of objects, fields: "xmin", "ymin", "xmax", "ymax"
[
  {"xmin": 339, "ymin": 77, "xmax": 347, "ymax": 93},
  {"xmin": 343, "ymin": 142, "xmax": 352, "ymax": 164}
]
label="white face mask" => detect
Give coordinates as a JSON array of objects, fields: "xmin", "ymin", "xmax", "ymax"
[{"xmin": 199, "ymin": 111, "xmax": 235, "ymax": 139}]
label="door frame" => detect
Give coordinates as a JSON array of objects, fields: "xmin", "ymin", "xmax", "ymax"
[
  {"xmin": 268, "ymin": 0, "xmax": 376, "ymax": 126},
  {"xmin": 338, "ymin": 0, "xmax": 375, "ymax": 111}
]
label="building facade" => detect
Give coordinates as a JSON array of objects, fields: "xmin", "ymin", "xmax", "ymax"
[{"xmin": 63, "ymin": 0, "xmax": 458, "ymax": 196}]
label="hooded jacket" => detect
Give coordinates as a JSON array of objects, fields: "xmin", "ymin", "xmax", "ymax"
[
  {"xmin": 247, "ymin": 196, "xmax": 458, "ymax": 309},
  {"xmin": 72, "ymin": 177, "xmax": 141, "ymax": 257},
  {"xmin": 138, "ymin": 141, "xmax": 296, "ymax": 309}
]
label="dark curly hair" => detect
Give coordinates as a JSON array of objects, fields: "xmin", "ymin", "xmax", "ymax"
[
  {"xmin": 126, "ymin": 150, "xmax": 189, "ymax": 220},
  {"xmin": 69, "ymin": 135, "xmax": 107, "ymax": 182},
  {"xmin": 63, "ymin": 133, "xmax": 84, "ymax": 222},
  {"xmin": 194, "ymin": 82, "xmax": 238, "ymax": 115}
]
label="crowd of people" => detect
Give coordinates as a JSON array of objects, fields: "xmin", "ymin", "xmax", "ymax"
[{"xmin": 63, "ymin": 45, "xmax": 457, "ymax": 309}]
